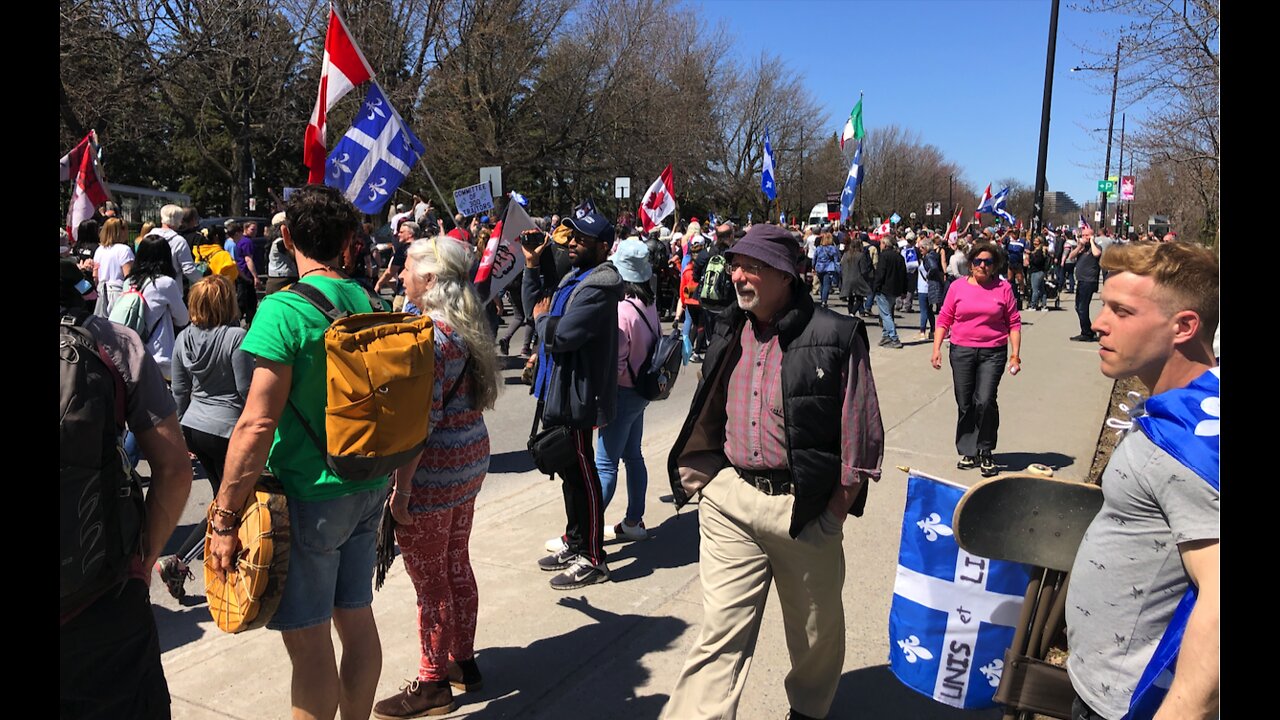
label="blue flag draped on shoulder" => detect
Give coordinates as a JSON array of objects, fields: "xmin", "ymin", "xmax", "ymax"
[
  {"xmin": 761, "ymin": 128, "xmax": 778, "ymax": 201},
  {"xmin": 840, "ymin": 141, "xmax": 862, "ymax": 222},
  {"xmin": 1125, "ymin": 366, "xmax": 1219, "ymax": 720},
  {"xmin": 889, "ymin": 473, "xmax": 1031, "ymax": 710},
  {"xmin": 325, "ymin": 83, "xmax": 425, "ymax": 214}
]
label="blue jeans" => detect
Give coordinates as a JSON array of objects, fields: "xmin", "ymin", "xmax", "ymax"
[
  {"xmin": 595, "ymin": 386, "xmax": 650, "ymax": 523},
  {"xmin": 1029, "ymin": 271, "xmax": 1046, "ymax": 309},
  {"xmin": 874, "ymin": 293, "xmax": 898, "ymax": 340},
  {"xmin": 919, "ymin": 300, "xmax": 936, "ymax": 334},
  {"xmin": 818, "ymin": 271, "xmax": 838, "ymax": 306}
]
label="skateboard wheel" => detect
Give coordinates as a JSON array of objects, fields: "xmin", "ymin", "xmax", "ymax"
[{"xmin": 1027, "ymin": 463, "xmax": 1054, "ymax": 477}]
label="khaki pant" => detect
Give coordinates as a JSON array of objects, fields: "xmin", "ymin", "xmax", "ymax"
[{"xmin": 665, "ymin": 467, "xmax": 846, "ymax": 719}]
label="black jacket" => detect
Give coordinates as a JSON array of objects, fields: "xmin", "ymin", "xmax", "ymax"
[
  {"xmin": 667, "ymin": 291, "xmax": 875, "ymax": 537},
  {"xmin": 873, "ymin": 244, "xmax": 909, "ymax": 297}
]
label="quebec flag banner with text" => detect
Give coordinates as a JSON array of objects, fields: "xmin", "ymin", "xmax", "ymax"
[
  {"xmin": 325, "ymin": 83, "xmax": 425, "ymax": 215},
  {"xmin": 889, "ymin": 472, "xmax": 1031, "ymax": 710}
]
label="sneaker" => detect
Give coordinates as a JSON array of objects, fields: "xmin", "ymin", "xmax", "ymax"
[
  {"xmin": 1069, "ymin": 333, "xmax": 1097, "ymax": 342},
  {"xmin": 979, "ymin": 453, "xmax": 998, "ymax": 477},
  {"xmin": 518, "ymin": 346, "xmax": 533, "ymax": 359},
  {"xmin": 497, "ymin": 338, "xmax": 510, "ymax": 355},
  {"xmin": 373, "ymin": 679, "xmax": 455, "ymax": 719},
  {"xmin": 604, "ymin": 520, "xmax": 648, "ymax": 541},
  {"xmin": 538, "ymin": 546, "xmax": 578, "ymax": 572},
  {"xmin": 549, "ymin": 557, "xmax": 609, "ymax": 590},
  {"xmin": 878, "ymin": 336, "xmax": 891, "ymax": 346},
  {"xmin": 447, "ymin": 658, "xmax": 483, "ymax": 692},
  {"xmin": 885, "ymin": 339, "xmax": 903, "ymax": 349},
  {"xmin": 957, "ymin": 456, "xmax": 978, "ymax": 470},
  {"xmin": 545, "ymin": 536, "xmax": 568, "ymax": 553},
  {"xmin": 155, "ymin": 555, "xmax": 192, "ymax": 600}
]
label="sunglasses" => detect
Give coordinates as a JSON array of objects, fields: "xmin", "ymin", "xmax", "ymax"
[{"xmin": 972, "ymin": 257, "xmax": 996, "ymax": 266}]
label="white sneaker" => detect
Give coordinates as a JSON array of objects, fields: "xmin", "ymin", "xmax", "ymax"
[
  {"xmin": 545, "ymin": 536, "xmax": 568, "ymax": 553},
  {"xmin": 604, "ymin": 520, "xmax": 648, "ymax": 541}
]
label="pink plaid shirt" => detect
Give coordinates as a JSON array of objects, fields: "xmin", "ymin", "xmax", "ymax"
[{"xmin": 723, "ymin": 316, "xmax": 883, "ymax": 488}]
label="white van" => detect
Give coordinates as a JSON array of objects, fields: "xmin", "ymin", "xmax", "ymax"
[{"xmin": 808, "ymin": 203, "xmax": 828, "ymax": 227}]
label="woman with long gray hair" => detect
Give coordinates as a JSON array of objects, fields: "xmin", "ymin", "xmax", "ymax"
[{"xmin": 376, "ymin": 235, "xmax": 501, "ymax": 719}]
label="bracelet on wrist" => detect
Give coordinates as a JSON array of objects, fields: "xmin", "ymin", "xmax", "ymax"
[
  {"xmin": 394, "ymin": 488, "xmax": 412, "ymax": 498},
  {"xmin": 211, "ymin": 523, "xmax": 238, "ymax": 537},
  {"xmin": 209, "ymin": 504, "xmax": 238, "ymax": 521}
]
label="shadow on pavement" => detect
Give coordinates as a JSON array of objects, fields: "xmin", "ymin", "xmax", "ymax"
[
  {"xmin": 995, "ymin": 451, "xmax": 1075, "ymax": 473},
  {"xmin": 154, "ymin": 601, "xmax": 212, "ymax": 653},
  {"xmin": 830, "ymin": 664, "xmax": 1001, "ymax": 719},
  {"xmin": 606, "ymin": 511, "xmax": 700, "ymax": 583},
  {"xmin": 489, "ymin": 450, "xmax": 536, "ymax": 475},
  {"xmin": 455, "ymin": 596, "xmax": 683, "ymax": 719}
]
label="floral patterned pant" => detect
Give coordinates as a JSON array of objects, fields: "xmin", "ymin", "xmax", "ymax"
[{"xmin": 395, "ymin": 498, "xmax": 479, "ymax": 682}]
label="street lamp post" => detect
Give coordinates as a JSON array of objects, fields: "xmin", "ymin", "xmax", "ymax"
[{"xmin": 1073, "ymin": 40, "xmax": 1121, "ymax": 232}]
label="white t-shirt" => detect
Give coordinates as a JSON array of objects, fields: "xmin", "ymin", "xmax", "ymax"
[{"xmin": 93, "ymin": 244, "xmax": 135, "ymax": 284}]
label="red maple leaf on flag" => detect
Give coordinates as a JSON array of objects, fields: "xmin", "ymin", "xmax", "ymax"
[{"xmin": 645, "ymin": 189, "xmax": 666, "ymax": 211}]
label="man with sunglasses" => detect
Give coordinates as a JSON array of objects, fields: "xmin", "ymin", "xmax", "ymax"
[
  {"xmin": 664, "ymin": 224, "xmax": 884, "ymax": 720},
  {"xmin": 523, "ymin": 207, "xmax": 625, "ymax": 589}
]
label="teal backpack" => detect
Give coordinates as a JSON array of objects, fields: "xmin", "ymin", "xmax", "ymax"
[{"xmin": 108, "ymin": 281, "xmax": 161, "ymax": 341}]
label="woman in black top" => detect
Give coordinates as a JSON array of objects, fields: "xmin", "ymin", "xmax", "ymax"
[{"xmin": 1027, "ymin": 235, "xmax": 1049, "ymax": 311}]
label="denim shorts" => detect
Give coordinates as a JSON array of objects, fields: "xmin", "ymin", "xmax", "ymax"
[{"xmin": 268, "ymin": 485, "xmax": 387, "ymax": 631}]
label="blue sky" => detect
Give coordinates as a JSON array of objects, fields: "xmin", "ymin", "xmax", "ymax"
[{"xmin": 696, "ymin": 0, "xmax": 1135, "ymax": 207}]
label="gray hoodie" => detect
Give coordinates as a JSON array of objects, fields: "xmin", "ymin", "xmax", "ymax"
[{"xmin": 171, "ymin": 324, "xmax": 253, "ymax": 438}]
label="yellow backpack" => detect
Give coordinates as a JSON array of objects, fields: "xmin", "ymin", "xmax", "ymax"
[
  {"xmin": 193, "ymin": 243, "xmax": 240, "ymax": 282},
  {"xmin": 286, "ymin": 282, "xmax": 435, "ymax": 481}
]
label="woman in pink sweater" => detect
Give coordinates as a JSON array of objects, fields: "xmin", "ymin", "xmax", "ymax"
[{"xmin": 930, "ymin": 241, "xmax": 1022, "ymax": 477}]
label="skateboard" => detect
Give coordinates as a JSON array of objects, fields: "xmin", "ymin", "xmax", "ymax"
[{"xmin": 952, "ymin": 473, "xmax": 1103, "ymax": 573}]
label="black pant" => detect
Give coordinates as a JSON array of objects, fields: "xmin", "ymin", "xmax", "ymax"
[
  {"xmin": 177, "ymin": 426, "xmax": 229, "ymax": 562},
  {"xmin": 61, "ymin": 579, "xmax": 171, "ymax": 719},
  {"xmin": 561, "ymin": 427, "xmax": 606, "ymax": 566},
  {"xmin": 500, "ymin": 286, "xmax": 534, "ymax": 351},
  {"xmin": 235, "ymin": 275, "xmax": 258, "ymax": 324},
  {"xmin": 1075, "ymin": 280, "xmax": 1098, "ymax": 336},
  {"xmin": 950, "ymin": 344, "xmax": 1007, "ymax": 457},
  {"xmin": 687, "ymin": 305, "xmax": 707, "ymax": 352}
]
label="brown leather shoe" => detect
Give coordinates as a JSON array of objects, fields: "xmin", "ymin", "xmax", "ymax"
[
  {"xmin": 447, "ymin": 658, "xmax": 484, "ymax": 692},
  {"xmin": 373, "ymin": 679, "xmax": 455, "ymax": 718}
]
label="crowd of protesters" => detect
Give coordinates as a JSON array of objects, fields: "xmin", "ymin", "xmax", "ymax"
[{"xmin": 61, "ymin": 186, "xmax": 1209, "ymax": 720}]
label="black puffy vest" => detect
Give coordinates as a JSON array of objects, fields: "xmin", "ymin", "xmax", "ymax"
[{"xmin": 668, "ymin": 291, "xmax": 870, "ymax": 538}]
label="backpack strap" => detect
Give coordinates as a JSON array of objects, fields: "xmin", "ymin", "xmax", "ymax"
[
  {"xmin": 286, "ymin": 281, "xmax": 348, "ymax": 322},
  {"xmin": 441, "ymin": 355, "xmax": 473, "ymax": 411}
]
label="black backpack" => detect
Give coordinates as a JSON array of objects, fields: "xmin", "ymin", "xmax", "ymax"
[
  {"xmin": 59, "ymin": 309, "xmax": 145, "ymax": 614},
  {"xmin": 624, "ymin": 300, "xmax": 682, "ymax": 401}
]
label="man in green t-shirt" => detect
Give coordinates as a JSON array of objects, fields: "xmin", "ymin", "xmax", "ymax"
[{"xmin": 208, "ymin": 184, "xmax": 388, "ymax": 720}]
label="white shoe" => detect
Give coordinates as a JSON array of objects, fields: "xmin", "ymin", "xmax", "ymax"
[
  {"xmin": 604, "ymin": 520, "xmax": 648, "ymax": 541},
  {"xmin": 545, "ymin": 536, "xmax": 567, "ymax": 553}
]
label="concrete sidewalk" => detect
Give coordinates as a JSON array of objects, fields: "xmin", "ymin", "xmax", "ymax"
[{"xmin": 158, "ymin": 297, "xmax": 1113, "ymax": 720}]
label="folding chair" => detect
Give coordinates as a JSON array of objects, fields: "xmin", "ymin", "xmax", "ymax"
[{"xmin": 953, "ymin": 474, "xmax": 1103, "ymax": 720}]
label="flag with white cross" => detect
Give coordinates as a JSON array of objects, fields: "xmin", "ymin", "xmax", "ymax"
[
  {"xmin": 324, "ymin": 83, "xmax": 425, "ymax": 214},
  {"xmin": 888, "ymin": 472, "xmax": 1031, "ymax": 709}
]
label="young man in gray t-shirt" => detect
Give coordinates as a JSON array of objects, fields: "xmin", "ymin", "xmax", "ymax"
[{"xmin": 1065, "ymin": 241, "xmax": 1220, "ymax": 720}]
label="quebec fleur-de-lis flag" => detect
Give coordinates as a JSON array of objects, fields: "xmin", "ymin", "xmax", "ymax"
[
  {"xmin": 888, "ymin": 473, "xmax": 1031, "ymax": 710},
  {"xmin": 324, "ymin": 83, "xmax": 425, "ymax": 214}
]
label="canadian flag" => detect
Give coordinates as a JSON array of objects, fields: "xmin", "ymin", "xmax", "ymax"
[
  {"xmin": 60, "ymin": 131, "xmax": 111, "ymax": 242},
  {"xmin": 947, "ymin": 206, "xmax": 963, "ymax": 239},
  {"xmin": 869, "ymin": 219, "xmax": 892, "ymax": 240},
  {"xmin": 304, "ymin": 7, "xmax": 375, "ymax": 184},
  {"xmin": 637, "ymin": 164, "xmax": 676, "ymax": 232},
  {"xmin": 975, "ymin": 183, "xmax": 993, "ymax": 219}
]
